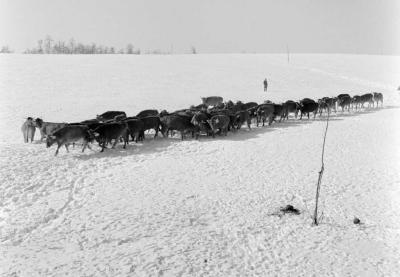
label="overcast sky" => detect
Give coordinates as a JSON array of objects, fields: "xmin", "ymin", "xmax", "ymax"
[{"xmin": 1, "ymin": 0, "xmax": 399, "ymax": 54}]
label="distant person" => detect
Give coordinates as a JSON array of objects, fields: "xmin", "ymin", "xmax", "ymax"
[{"xmin": 263, "ymin": 78, "xmax": 268, "ymax": 92}]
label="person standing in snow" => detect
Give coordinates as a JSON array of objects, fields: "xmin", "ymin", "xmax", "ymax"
[{"xmin": 263, "ymin": 78, "xmax": 268, "ymax": 92}]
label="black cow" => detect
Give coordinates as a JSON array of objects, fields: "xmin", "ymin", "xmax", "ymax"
[
  {"xmin": 93, "ymin": 122, "xmax": 128, "ymax": 152},
  {"xmin": 338, "ymin": 95, "xmax": 352, "ymax": 112},
  {"xmin": 282, "ymin": 100, "xmax": 300, "ymax": 120},
  {"xmin": 351, "ymin": 95, "xmax": 362, "ymax": 110},
  {"xmin": 208, "ymin": 109, "xmax": 235, "ymax": 131},
  {"xmin": 136, "ymin": 109, "xmax": 159, "ymax": 118},
  {"xmin": 360, "ymin": 93, "xmax": 374, "ymax": 108},
  {"xmin": 272, "ymin": 104, "xmax": 285, "ymax": 122},
  {"xmin": 160, "ymin": 114, "xmax": 196, "ymax": 140},
  {"xmin": 191, "ymin": 112, "xmax": 212, "ymax": 137},
  {"xmin": 141, "ymin": 116, "xmax": 161, "ymax": 138},
  {"xmin": 207, "ymin": 115, "xmax": 230, "ymax": 138},
  {"xmin": 318, "ymin": 99, "xmax": 329, "ymax": 116},
  {"xmin": 46, "ymin": 125, "xmax": 94, "ymax": 156},
  {"xmin": 125, "ymin": 119, "xmax": 144, "ymax": 142},
  {"xmin": 233, "ymin": 110, "xmax": 251, "ymax": 130},
  {"xmin": 242, "ymin": 102, "xmax": 258, "ymax": 111},
  {"xmin": 299, "ymin": 99, "xmax": 319, "ymax": 119},
  {"xmin": 321, "ymin": 97, "xmax": 337, "ymax": 113},
  {"xmin": 96, "ymin": 111, "xmax": 126, "ymax": 122},
  {"xmin": 373, "ymin": 92, "xmax": 383, "ymax": 107},
  {"xmin": 256, "ymin": 104, "xmax": 275, "ymax": 126}
]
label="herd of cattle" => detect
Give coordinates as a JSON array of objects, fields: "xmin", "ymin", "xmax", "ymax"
[{"xmin": 21, "ymin": 93, "xmax": 384, "ymax": 156}]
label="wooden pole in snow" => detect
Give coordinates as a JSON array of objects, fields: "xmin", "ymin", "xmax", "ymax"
[
  {"xmin": 286, "ymin": 44, "xmax": 290, "ymax": 64},
  {"xmin": 313, "ymin": 110, "xmax": 330, "ymax": 226}
]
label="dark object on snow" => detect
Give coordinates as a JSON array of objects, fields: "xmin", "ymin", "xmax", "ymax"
[
  {"xmin": 353, "ymin": 217, "xmax": 361, "ymax": 224},
  {"xmin": 280, "ymin": 205, "xmax": 300, "ymax": 215}
]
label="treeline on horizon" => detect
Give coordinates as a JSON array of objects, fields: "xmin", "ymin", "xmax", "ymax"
[
  {"xmin": 1, "ymin": 36, "xmax": 198, "ymax": 55},
  {"xmin": 23, "ymin": 36, "xmax": 141, "ymax": 54}
]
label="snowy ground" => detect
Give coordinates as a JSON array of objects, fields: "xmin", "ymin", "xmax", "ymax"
[{"xmin": 1, "ymin": 54, "xmax": 400, "ymax": 276}]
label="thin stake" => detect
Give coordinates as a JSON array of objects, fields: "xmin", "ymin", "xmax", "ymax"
[{"xmin": 313, "ymin": 111, "xmax": 330, "ymax": 225}]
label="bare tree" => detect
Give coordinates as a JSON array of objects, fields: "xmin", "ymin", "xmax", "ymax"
[
  {"xmin": 0, "ymin": 46, "xmax": 13, "ymax": 53},
  {"xmin": 44, "ymin": 35, "xmax": 53, "ymax": 54},
  {"xmin": 69, "ymin": 38, "xmax": 75, "ymax": 54},
  {"xmin": 312, "ymin": 111, "xmax": 330, "ymax": 226},
  {"xmin": 37, "ymin": 40, "xmax": 43, "ymax": 54},
  {"xmin": 126, "ymin": 43, "xmax": 134, "ymax": 54}
]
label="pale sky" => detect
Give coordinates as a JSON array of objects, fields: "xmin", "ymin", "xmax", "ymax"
[{"xmin": 1, "ymin": 0, "xmax": 399, "ymax": 54}]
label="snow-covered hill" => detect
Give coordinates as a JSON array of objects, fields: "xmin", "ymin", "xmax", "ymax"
[{"xmin": 1, "ymin": 54, "xmax": 400, "ymax": 276}]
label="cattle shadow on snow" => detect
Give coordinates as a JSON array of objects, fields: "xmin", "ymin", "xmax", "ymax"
[{"xmin": 74, "ymin": 135, "xmax": 178, "ymax": 160}]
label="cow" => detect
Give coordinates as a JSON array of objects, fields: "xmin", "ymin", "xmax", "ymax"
[
  {"xmin": 233, "ymin": 110, "xmax": 251, "ymax": 130},
  {"xmin": 21, "ymin": 117, "xmax": 36, "ymax": 143},
  {"xmin": 321, "ymin": 97, "xmax": 337, "ymax": 113},
  {"xmin": 272, "ymin": 104, "xmax": 285, "ymax": 122},
  {"xmin": 93, "ymin": 122, "xmax": 129, "ymax": 152},
  {"xmin": 191, "ymin": 111, "xmax": 212, "ymax": 137},
  {"xmin": 201, "ymin": 96, "xmax": 224, "ymax": 107},
  {"xmin": 207, "ymin": 115, "xmax": 230, "ymax": 138},
  {"xmin": 373, "ymin": 92, "xmax": 383, "ymax": 107},
  {"xmin": 136, "ymin": 109, "xmax": 159, "ymax": 118},
  {"xmin": 160, "ymin": 114, "xmax": 197, "ymax": 140},
  {"xmin": 242, "ymin": 102, "xmax": 258, "ymax": 111},
  {"xmin": 189, "ymin": 103, "xmax": 208, "ymax": 111},
  {"xmin": 360, "ymin": 93, "xmax": 374, "ymax": 108},
  {"xmin": 96, "ymin": 111, "xmax": 126, "ymax": 122},
  {"xmin": 338, "ymin": 95, "xmax": 352, "ymax": 112},
  {"xmin": 318, "ymin": 99, "xmax": 329, "ymax": 116},
  {"xmin": 80, "ymin": 119, "xmax": 99, "ymax": 125},
  {"xmin": 282, "ymin": 100, "xmax": 300, "ymax": 120},
  {"xmin": 299, "ymin": 99, "xmax": 319, "ymax": 119},
  {"xmin": 208, "ymin": 109, "xmax": 235, "ymax": 131},
  {"xmin": 256, "ymin": 104, "xmax": 275, "ymax": 126},
  {"xmin": 337, "ymin": 94, "xmax": 351, "ymax": 100},
  {"xmin": 125, "ymin": 119, "xmax": 145, "ymax": 142},
  {"xmin": 351, "ymin": 95, "xmax": 362, "ymax": 111},
  {"xmin": 35, "ymin": 118, "xmax": 67, "ymax": 141},
  {"xmin": 140, "ymin": 116, "xmax": 161, "ymax": 138},
  {"xmin": 46, "ymin": 125, "xmax": 94, "ymax": 156}
]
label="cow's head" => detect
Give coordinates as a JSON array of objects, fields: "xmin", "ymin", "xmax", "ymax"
[
  {"xmin": 46, "ymin": 135, "xmax": 57, "ymax": 148},
  {"xmin": 34, "ymin": 118, "xmax": 43, "ymax": 128}
]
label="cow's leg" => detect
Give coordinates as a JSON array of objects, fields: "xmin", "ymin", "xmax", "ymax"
[
  {"xmin": 154, "ymin": 125, "xmax": 159, "ymax": 138},
  {"xmin": 82, "ymin": 142, "xmax": 87, "ymax": 152},
  {"xmin": 65, "ymin": 144, "xmax": 69, "ymax": 152},
  {"xmin": 123, "ymin": 136, "xmax": 127, "ymax": 149},
  {"xmin": 55, "ymin": 143, "xmax": 62, "ymax": 156}
]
